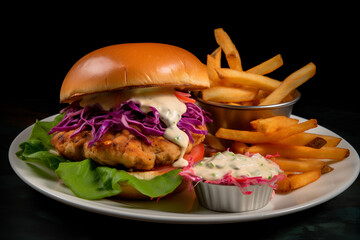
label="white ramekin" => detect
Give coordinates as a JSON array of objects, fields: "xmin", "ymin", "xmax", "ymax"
[{"xmin": 194, "ymin": 181, "xmax": 273, "ymax": 212}]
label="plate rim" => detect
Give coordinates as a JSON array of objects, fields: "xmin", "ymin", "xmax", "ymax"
[{"xmin": 8, "ymin": 114, "xmax": 360, "ymax": 224}]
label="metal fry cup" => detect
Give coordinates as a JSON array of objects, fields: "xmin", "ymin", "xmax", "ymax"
[{"xmin": 192, "ymin": 90, "xmax": 300, "ymax": 133}]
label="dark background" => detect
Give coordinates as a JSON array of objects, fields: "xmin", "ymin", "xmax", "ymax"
[
  {"xmin": 5, "ymin": 6, "xmax": 358, "ymax": 113},
  {"xmin": 1, "ymin": 4, "xmax": 359, "ymax": 239}
]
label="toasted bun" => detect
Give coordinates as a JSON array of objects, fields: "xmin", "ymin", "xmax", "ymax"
[
  {"xmin": 60, "ymin": 43, "xmax": 209, "ymax": 103},
  {"xmin": 116, "ymin": 170, "xmax": 189, "ymax": 200}
]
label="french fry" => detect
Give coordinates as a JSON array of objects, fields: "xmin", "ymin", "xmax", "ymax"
[
  {"xmin": 207, "ymin": 47, "xmax": 222, "ymax": 85},
  {"xmin": 239, "ymin": 100, "xmax": 256, "ymax": 106},
  {"xmin": 276, "ymin": 177, "xmax": 291, "ymax": 192},
  {"xmin": 207, "ymin": 56, "xmax": 219, "ymax": 84},
  {"xmin": 206, "ymin": 28, "xmax": 317, "ymax": 106},
  {"xmin": 321, "ymin": 165, "xmax": 334, "ymax": 174},
  {"xmin": 231, "ymin": 141, "xmax": 248, "ymax": 154},
  {"xmin": 214, "ymin": 28, "xmax": 243, "ymax": 71},
  {"xmin": 250, "ymin": 116, "xmax": 299, "ymax": 133},
  {"xmin": 276, "ymin": 132, "xmax": 341, "ymax": 147},
  {"xmin": 305, "ymin": 137, "xmax": 327, "ymax": 149},
  {"xmin": 204, "ymin": 133, "xmax": 226, "ymax": 151},
  {"xmin": 216, "ymin": 128, "xmax": 268, "ymax": 144},
  {"xmin": 210, "ymin": 46, "xmax": 222, "ymax": 60},
  {"xmin": 216, "ymin": 68, "xmax": 281, "ymax": 91},
  {"xmin": 260, "ymin": 62, "xmax": 316, "ymax": 105},
  {"xmin": 272, "ymin": 119, "xmax": 317, "ymax": 141},
  {"xmin": 287, "ymin": 170, "xmax": 321, "ymax": 190},
  {"xmin": 202, "ymin": 86, "xmax": 257, "ymax": 102},
  {"xmin": 245, "ymin": 144, "xmax": 350, "ymax": 161},
  {"xmin": 216, "ymin": 119, "xmax": 317, "ymax": 144},
  {"xmin": 275, "ymin": 132, "xmax": 342, "ymax": 147},
  {"xmin": 227, "ymin": 102, "xmax": 243, "ymax": 106},
  {"xmin": 273, "ymin": 158, "xmax": 325, "ymax": 172},
  {"xmin": 322, "ymin": 136, "xmax": 342, "ymax": 147},
  {"xmin": 246, "ymin": 54, "xmax": 283, "ymax": 75},
  {"xmin": 276, "ymin": 170, "xmax": 322, "ymax": 192},
  {"xmin": 254, "ymin": 89, "xmax": 271, "ymax": 102}
]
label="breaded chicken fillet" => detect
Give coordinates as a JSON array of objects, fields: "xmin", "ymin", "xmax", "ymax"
[{"xmin": 52, "ymin": 125, "xmax": 206, "ymax": 171}]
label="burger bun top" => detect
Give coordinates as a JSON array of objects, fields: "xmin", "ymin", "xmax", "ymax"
[{"xmin": 60, "ymin": 43, "xmax": 209, "ymax": 103}]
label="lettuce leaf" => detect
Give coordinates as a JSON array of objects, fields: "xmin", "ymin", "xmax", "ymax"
[
  {"xmin": 116, "ymin": 168, "xmax": 182, "ymax": 198},
  {"xmin": 56, "ymin": 159, "xmax": 182, "ymax": 199},
  {"xmin": 55, "ymin": 159, "xmax": 123, "ymax": 199},
  {"xmin": 16, "ymin": 113, "xmax": 66, "ymax": 170},
  {"xmin": 16, "ymin": 114, "xmax": 183, "ymax": 200}
]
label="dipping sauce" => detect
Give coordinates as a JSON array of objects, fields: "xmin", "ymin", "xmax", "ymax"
[{"xmin": 193, "ymin": 151, "xmax": 283, "ymax": 181}]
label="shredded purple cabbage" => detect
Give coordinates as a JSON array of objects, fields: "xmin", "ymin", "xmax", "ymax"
[{"xmin": 49, "ymin": 100, "xmax": 212, "ymax": 147}]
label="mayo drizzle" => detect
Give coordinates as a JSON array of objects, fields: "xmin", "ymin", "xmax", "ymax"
[
  {"xmin": 80, "ymin": 91, "xmax": 133, "ymax": 110},
  {"xmin": 193, "ymin": 151, "xmax": 283, "ymax": 181},
  {"xmin": 131, "ymin": 88, "xmax": 189, "ymax": 167}
]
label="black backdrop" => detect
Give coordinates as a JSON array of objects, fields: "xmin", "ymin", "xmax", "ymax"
[{"xmin": 6, "ymin": 7, "xmax": 357, "ymax": 113}]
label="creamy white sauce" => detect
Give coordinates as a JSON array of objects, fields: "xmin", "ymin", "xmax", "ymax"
[
  {"xmin": 80, "ymin": 88, "xmax": 190, "ymax": 167},
  {"xmin": 80, "ymin": 91, "xmax": 133, "ymax": 110},
  {"xmin": 131, "ymin": 88, "xmax": 189, "ymax": 167},
  {"xmin": 193, "ymin": 151, "xmax": 283, "ymax": 181}
]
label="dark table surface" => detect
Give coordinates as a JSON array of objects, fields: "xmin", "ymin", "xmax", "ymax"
[{"xmin": 2, "ymin": 8, "xmax": 360, "ymax": 240}]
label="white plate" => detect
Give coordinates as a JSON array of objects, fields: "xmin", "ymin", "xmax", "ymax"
[{"xmin": 9, "ymin": 115, "xmax": 360, "ymax": 224}]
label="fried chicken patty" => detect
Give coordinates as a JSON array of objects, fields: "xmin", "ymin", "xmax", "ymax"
[{"xmin": 51, "ymin": 126, "xmax": 206, "ymax": 171}]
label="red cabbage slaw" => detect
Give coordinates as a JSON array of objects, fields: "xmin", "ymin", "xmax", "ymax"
[
  {"xmin": 48, "ymin": 98, "xmax": 212, "ymax": 147},
  {"xmin": 179, "ymin": 153, "xmax": 286, "ymax": 195}
]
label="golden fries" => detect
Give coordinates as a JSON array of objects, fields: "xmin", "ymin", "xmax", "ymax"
[
  {"xmin": 245, "ymin": 144, "xmax": 349, "ymax": 161},
  {"xmin": 277, "ymin": 170, "xmax": 322, "ymax": 192},
  {"xmin": 214, "ymin": 28, "xmax": 242, "ymax": 71},
  {"xmin": 203, "ymin": 28, "xmax": 347, "ymax": 193},
  {"xmin": 246, "ymin": 54, "xmax": 283, "ymax": 75},
  {"xmin": 215, "ymin": 116, "xmax": 350, "ymax": 192},
  {"xmin": 204, "ymin": 133, "xmax": 226, "ymax": 151},
  {"xmin": 321, "ymin": 165, "xmax": 334, "ymax": 174},
  {"xmin": 275, "ymin": 132, "xmax": 342, "ymax": 147},
  {"xmin": 202, "ymin": 86, "xmax": 257, "ymax": 102},
  {"xmin": 275, "ymin": 177, "xmax": 291, "ymax": 192},
  {"xmin": 202, "ymin": 28, "xmax": 316, "ymax": 106},
  {"xmin": 216, "ymin": 68, "xmax": 281, "ymax": 91},
  {"xmin": 260, "ymin": 62, "xmax": 316, "ymax": 105},
  {"xmin": 216, "ymin": 119, "xmax": 317, "ymax": 144},
  {"xmin": 207, "ymin": 47, "xmax": 222, "ymax": 85},
  {"xmin": 250, "ymin": 116, "xmax": 299, "ymax": 133},
  {"xmin": 231, "ymin": 141, "xmax": 248, "ymax": 154},
  {"xmin": 305, "ymin": 137, "xmax": 327, "ymax": 149},
  {"xmin": 273, "ymin": 158, "xmax": 325, "ymax": 172}
]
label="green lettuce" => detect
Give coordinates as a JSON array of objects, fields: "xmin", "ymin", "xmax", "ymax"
[
  {"xmin": 56, "ymin": 159, "xmax": 181, "ymax": 199},
  {"xmin": 16, "ymin": 115, "xmax": 183, "ymax": 200},
  {"xmin": 16, "ymin": 113, "xmax": 66, "ymax": 170}
]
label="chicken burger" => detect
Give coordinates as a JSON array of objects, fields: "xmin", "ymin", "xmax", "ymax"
[{"xmin": 48, "ymin": 43, "xmax": 211, "ymax": 199}]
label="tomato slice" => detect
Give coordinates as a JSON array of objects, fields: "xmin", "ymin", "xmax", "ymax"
[
  {"xmin": 174, "ymin": 91, "xmax": 196, "ymax": 104},
  {"xmin": 183, "ymin": 143, "xmax": 205, "ymax": 163}
]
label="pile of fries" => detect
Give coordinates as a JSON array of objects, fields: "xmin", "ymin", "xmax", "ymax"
[
  {"xmin": 214, "ymin": 116, "xmax": 350, "ymax": 192},
  {"xmin": 203, "ymin": 28, "xmax": 316, "ymax": 106},
  {"xmin": 201, "ymin": 28, "xmax": 350, "ymax": 192}
]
